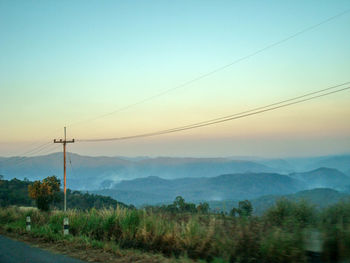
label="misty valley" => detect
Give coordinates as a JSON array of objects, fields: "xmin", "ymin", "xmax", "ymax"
[{"xmin": 1, "ymin": 153, "xmax": 350, "ymax": 213}]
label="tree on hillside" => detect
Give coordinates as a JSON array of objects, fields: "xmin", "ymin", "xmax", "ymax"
[
  {"xmin": 230, "ymin": 200, "xmax": 253, "ymax": 217},
  {"xmin": 28, "ymin": 176, "xmax": 61, "ymax": 211},
  {"xmin": 174, "ymin": 196, "xmax": 185, "ymax": 211},
  {"xmin": 158, "ymin": 196, "xmax": 200, "ymax": 213},
  {"xmin": 238, "ymin": 200, "xmax": 253, "ymax": 217}
]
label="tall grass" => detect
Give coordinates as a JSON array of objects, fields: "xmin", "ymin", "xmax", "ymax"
[{"xmin": 1, "ymin": 200, "xmax": 350, "ymax": 262}]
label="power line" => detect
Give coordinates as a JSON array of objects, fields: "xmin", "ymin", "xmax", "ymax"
[
  {"xmin": 128, "ymin": 81, "xmax": 350, "ymax": 135},
  {"xmin": 14, "ymin": 142, "xmax": 52, "ymax": 157},
  {"xmin": 2, "ymin": 143, "xmax": 60, "ymax": 167},
  {"xmin": 32, "ymin": 144, "xmax": 61, "ymax": 157},
  {"xmin": 15, "ymin": 145, "xmax": 60, "ymax": 166},
  {"xmin": 67, "ymin": 152, "xmax": 76, "ymax": 178},
  {"xmin": 2, "ymin": 9, "xmax": 349, "ymax": 159},
  {"xmin": 68, "ymin": 8, "xmax": 350, "ymax": 128},
  {"xmin": 77, "ymin": 83, "xmax": 350, "ymax": 142},
  {"xmin": 3, "ymin": 128, "xmax": 63, "ymax": 161},
  {"xmin": 1, "ymin": 143, "xmax": 53, "ymax": 166}
]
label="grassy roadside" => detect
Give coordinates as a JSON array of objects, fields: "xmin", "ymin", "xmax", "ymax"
[
  {"xmin": 0, "ymin": 207, "xmax": 216, "ymax": 263},
  {"xmin": 0, "ymin": 228, "xmax": 183, "ymax": 263},
  {"xmin": 0, "ymin": 219, "xmax": 197, "ymax": 263},
  {"xmin": 1, "ymin": 200, "xmax": 350, "ymax": 262}
]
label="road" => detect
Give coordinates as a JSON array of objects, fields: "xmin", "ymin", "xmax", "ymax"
[{"xmin": 0, "ymin": 235, "xmax": 88, "ymax": 263}]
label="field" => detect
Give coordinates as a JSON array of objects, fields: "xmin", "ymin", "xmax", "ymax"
[{"xmin": 1, "ymin": 199, "xmax": 350, "ymax": 263}]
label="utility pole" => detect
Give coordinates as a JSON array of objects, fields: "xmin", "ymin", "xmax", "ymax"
[{"xmin": 54, "ymin": 127, "xmax": 74, "ymax": 212}]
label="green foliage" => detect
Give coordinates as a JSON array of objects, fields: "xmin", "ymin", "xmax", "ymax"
[
  {"xmin": 229, "ymin": 220, "xmax": 261, "ymax": 263},
  {"xmin": 53, "ymin": 189, "xmax": 128, "ymax": 210},
  {"xmin": 230, "ymin": 207, "xmax": 238, "ymax": 217},
  {"xmin": 260, "ymin": 228, "xmax": 306, "ymax": 263},
  {"xmin": 0, "ymin": 177, "xmax": 128, "ymax": 210},
  {"xmin": 321, "ymin": 202, "xmax": 350, "ymax": 262},
  {"xmin": 2, "ymin": 193, "xmax": 350, "ymax": 262},
  {"xmin": 238, "ymin": 200, "xmax": 253, "ymax": 217},
  {"xmin": 264, "ymin": 198, "xmax": 316, "ymax": 228},
  {"xmin": 0, "ymin": 178, "xmax": 33, "ymax": 207},
  {"xmin": 149, "ymin": 196, "xmax": 207, "ymax": 214},
  {"xmin": 197, "ymin": 202, "xmax": 209, "ymax": 214},
  {"xmin": 230, "ymin": 200, "xmax": 253, "ymax": 218},
  {"xmin": 28, "ymin": 176, "xmax": 61, "ymax": 211}
]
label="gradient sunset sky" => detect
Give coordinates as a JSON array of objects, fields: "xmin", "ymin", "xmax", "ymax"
[{"xmin": 1, "ymin": 0, "xmax": 350, "ymax": 157}]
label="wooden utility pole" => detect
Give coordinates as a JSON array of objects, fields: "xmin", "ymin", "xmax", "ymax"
[{"xmin": 54, "ymin": 127, "xmax": 74, "ymax": 212}]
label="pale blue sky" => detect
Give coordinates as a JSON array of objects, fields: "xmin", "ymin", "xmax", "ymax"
[{"xmin": 1, "ymin": 0, "xmax": 350, "ymax": 157}]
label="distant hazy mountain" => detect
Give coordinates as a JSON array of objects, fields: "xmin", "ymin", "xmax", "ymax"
[
  {"xmin": 1, "ymin": 152, "xmax": 349, "ymax": 194},
  {"xmin": 228, "ymin": 154, "xmax": 350, "ymax": 174},
  {"xmin": 346, "ymin": 169, "xmax": 350, "ymax": 177},
  {"xmin": 312, "ymin": 155, "xmax": 350, "ymax": 173},
  {"xmin": 0, "ymin": 152, "xmax": 274, "ymax": 190},
  {"xmin": 289, "ymin": 167, "xmax": 350, "ymax": 190},
  {"xmin": 94, "ymin": 167, "xmax": 350, "ymax": 206},
  {"xmin": 254, "ymin": 158, "xmax": 294, "ymax": 173},
  {"xmin": 94, "ymin": 172, "xmax": 302, "ymax": 205},
  {"xmin": 285, "ymin": 154, "xmax": 350, "ymax": 173},
  {"xmin": 228, "ymin": 157, "xmax": 294, "ymax": 174}
]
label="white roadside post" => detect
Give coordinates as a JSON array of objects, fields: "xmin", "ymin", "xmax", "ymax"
[
  {"xmin": 63, "ymin": 217, "xmax": 69, "ymax": 236},
  {"xmin": 26, "ymin": 216, "xmax": 31, "ymax": 231}
]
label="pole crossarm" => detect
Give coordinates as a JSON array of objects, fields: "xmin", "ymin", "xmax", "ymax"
[{"xmin": 54, "ymin": 139, "xmax": 75, "ymax": 143}]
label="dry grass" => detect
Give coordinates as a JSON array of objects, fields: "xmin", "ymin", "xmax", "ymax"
[{"xmin": 1, "ymin": 200, "xmax": 350, "ymax": 262}]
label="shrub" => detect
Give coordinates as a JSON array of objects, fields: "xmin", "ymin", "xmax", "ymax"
[{"xmin": 264, "ymin": 199, "xmax": 316, "ymax": 228}]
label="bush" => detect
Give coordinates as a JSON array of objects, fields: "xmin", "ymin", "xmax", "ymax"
[
  {"xmin": 260, "ymin": 228, "xmax": 306, "ymax": 263},
  {"xmin": 321, "ymin": 202, "xmax": 350, "ymax": 262},
  {"xmin": 264, "ymin": 198, "xmax": 316, "ymax": 228}
]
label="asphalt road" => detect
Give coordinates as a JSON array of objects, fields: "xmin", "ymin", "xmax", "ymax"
[{"xmin": 0, "ymin": 235, "xmax": 88, "ymax": 263}]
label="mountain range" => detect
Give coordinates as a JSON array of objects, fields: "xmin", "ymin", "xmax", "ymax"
[
  {"xmin": 1, "ymin": 152, "xmax": 349, "ymax": 189},
  {"xmin": 1, "ymin": 152, "xmax": 350, "ymax": 207},
  {"xmin": 0, "ymin": 152, "xmax": 275, "ymax": 189},
  {"xmin": 93, "ymin": 167, "xmax": 350, "ymax": 206}
]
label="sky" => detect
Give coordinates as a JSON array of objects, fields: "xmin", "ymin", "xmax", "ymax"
[{"xmin": 1, "ymin": 0, "xmax": 350, "ymax": 158}]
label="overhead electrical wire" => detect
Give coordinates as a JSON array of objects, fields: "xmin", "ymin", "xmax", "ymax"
[
  {"xmin": 122, "ymin": 81, "xmax": 350, "ymax": 135},
  {"xmin": 13, "ymin": 144, "xmax": 59, "ymax": 165},
  {"xmin": 68, "ymin": 8, "xmax": 350, "ymax": 128},
  {"xmin": 14, "ymin": 141, "xmax": 52, "ymax": 157},
  {"xmin": 15, "ymin": 144, "xmax": 60, "ymax": 166},
  {"xmin": 3, "ymin": 8, "xmax": 349, "ymax": 158},
  {"xmin": 0, "ymin": 142, "xmax": 53, "ymax": 165},
  {"xmin": 77, "ymin": 83, "xmax": 350, "ymax": 142},
  {"xmin": 2, "ymin": 143, "xmax": 60, "ymax": 167},
  {"xmin": 67, "ymin": 152, "xmax": 76, "ymax": 178}
]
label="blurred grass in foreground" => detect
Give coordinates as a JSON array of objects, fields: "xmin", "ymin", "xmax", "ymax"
[{"xmin": 1, "ymin": 199, "xmax": 350, "ymax": 263}]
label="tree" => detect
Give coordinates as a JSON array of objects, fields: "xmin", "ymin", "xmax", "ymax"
[
  {"xmin": 28, "ymin": 176, "xmax": 61, "ymax": 211},
  {"xmin": 238, "ymin": 200, "xmax": 253, "ymax": 217},
  {"xmin": 197, "ymin": 202, "xmax": 209, "ymax": 214},
  {"xmin": 230, "ymin": 200, "xmax": 253, "ymax": 217},
  {"xmin": 174, "ymin": 196, "xmax": 185, "ymax": 211},
  {"xmin": 184, "ymin": 202, "xmax": 196, "ymax": 213},
  {"xmin": 230, "ymin": 207, "xmax": 239, "ymax": 217}
]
